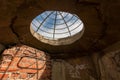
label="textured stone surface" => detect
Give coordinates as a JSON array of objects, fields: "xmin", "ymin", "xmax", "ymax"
[
  {"xmin": 52, "ymin": 57, "xmax": 97, "ymax": 80},
  {"xmin": 0, "ymin": 0, "xmax": 119, "ymax": 54},
  {"xmin": 0, "ymin": 45, "xmax": 51, "ymax": 80},
  {"xmin": 52, "ymin": 61, "xmax": 66, "ymax": 80},
  {"xmin": 92, "ymin": 41, "xmax": 120, "ymax": 80},
  {"xmin": 0, "ymin": 1, "xmax": 120, "ymax": 79}
]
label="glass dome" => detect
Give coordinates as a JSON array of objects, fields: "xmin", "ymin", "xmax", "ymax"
[{"xmin": 30, "ymin": 11, "xmax": 84, "ymax": 45}]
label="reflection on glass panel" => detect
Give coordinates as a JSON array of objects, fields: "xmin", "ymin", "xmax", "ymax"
[
  {"xmin": 55, "ymin": 24, "xmax": 66, "ymax": 29},
  {"xmin": 70, "ymin": 23, "xmax": 84, "ymax": 36},
  {"xmin": 48, "ymin": 13, "xmax": 56, "ymax": 19},
  {"xmin": 40, "ymin": 12, "xmax": 49, "ymax": 19},
  {"xmin": 32, "ymin": 19, "xmax": 40, "ymax": 27},
  {"xmin": 42, "ymin": 19, "xmax": 54, "ymax": 29},
  {"xmin": 45, "ymin": 16, "xmax": 55, "ymax": 25},
  {"xmin": 56, "ymin": 13, "xmax": 62, "ymax": 19},
  {"xmin": 69, "ymin": 20, "xmax": 81, "ymax": 31},
  {"xmin": 61, "ymin": 12, "xmax": 68, "ymax": 17},
  {"xmin": 63, "ymin": 14, "xmax": 73, "ymax": 22},
  {"xmin": 36, "ymin": 16, "xmax": 44, "ymax": 24},
  {"xmin": 31, "ymin": 11, "xmax": 84, "ymax": 40},
  {"xmin": 43, "ymin": 21, "xmax": 54, "ymax": 29},
  {"xmin": 37, "ymin": 29, "xmax": 53, "ymax": 39},
  {"xmin": 39, "ymin": 25, "xmax": 54, "ymax": 34},
  {"xmin": 50, "ymin": 11, "xmax": 56, "ymax": 15},
  {"xmin": 55, "ymin": 28, "xmax": 69, "ymax": 34},
  {"xmin": 66, "ymin": 17, "xmax": 78, "ymax": 26},
  {"xmin": 45, "ymin": 11, "xmax": 53, "ymax": 15},
  {"xmin": 56, "ymin": 19, "xmax": 65, "ymax": 25},
  {"xmin": 54, "ymin": 32, "xmax": 70, "ymax": 39},
  {"xmin": 31, "ymin": 23, "xmax": 38, "ymax": 31}
]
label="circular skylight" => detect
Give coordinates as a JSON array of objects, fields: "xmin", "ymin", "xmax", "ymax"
[{"xmin": 30, "ymin": 11, "xmax": 84, "ymax": 45}]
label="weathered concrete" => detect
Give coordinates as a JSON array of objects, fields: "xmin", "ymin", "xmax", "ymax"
[
  {"xmin": 52, "ymin": 57, "xmax": 97, "ymax": 80},
  {"xmin": 0, "ymin": 0, "xmax": 119, "ymax": 54},
  {"xmin": 52, "ymin": 60, "xmax": 66, "ymax": 80},
  {"xmin": 92, "ymin": 41, "xmax": 120, "ymax": 80},
  {"xmin": 0, "ymin": 1, "xmax": 120, "ymax": 79}
]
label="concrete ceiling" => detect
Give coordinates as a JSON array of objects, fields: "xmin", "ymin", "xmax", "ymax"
[{"xmin": 0, "ymin": 0, "xmax": 120, "ymax": 55}]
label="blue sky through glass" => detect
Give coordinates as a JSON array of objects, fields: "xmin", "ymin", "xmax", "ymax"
[{"xmin": 31, "ymin": 11, "xmax": 84, "ymax": 40}]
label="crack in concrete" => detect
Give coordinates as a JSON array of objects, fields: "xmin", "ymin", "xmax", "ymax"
[
  {"xmin": 95, "ymin": 7, "xmax": 108, "ymax": 38},
  {"xmin": 9, "ymin": 16, "xmax": 21, "ymax": 44},
  {"xmin": 88, "ymin": 6, "xmax": 108, "ymax": 51},
  {"xmin": 10, "ymin": 16, "xmax": 19, "ymax": 37}
]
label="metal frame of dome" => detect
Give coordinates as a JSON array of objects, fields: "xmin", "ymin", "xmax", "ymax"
[{"xmin": 30, "ymin": 11, "xmax": 84, "ymax": 45}]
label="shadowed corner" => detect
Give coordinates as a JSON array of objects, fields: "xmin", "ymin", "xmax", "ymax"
[{"xmin": 0, "ymin": 44, "xmax": 51, "ymax": 80}]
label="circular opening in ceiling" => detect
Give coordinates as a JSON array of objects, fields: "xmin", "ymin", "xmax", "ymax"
[{"xmin": 30, "ymin": 11, "xmax": 84, "ymax": 46}]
